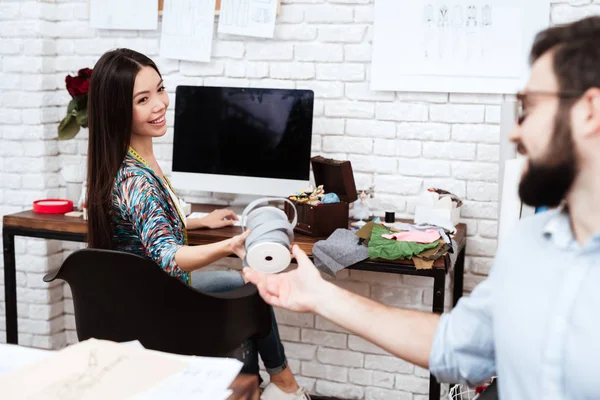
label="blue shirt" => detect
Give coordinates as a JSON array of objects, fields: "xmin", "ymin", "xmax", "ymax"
[{"xmin": 429, "ymin": 208, "xmax": 600, "ymax": 399}]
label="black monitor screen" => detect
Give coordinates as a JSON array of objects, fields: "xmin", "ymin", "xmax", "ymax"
[{"xmin": 173, "ymin": 86, "xmax": 314, "ymax": 181}]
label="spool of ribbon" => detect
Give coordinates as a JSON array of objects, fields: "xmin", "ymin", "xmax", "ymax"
[
  {"xmin": 33, "ymin": 199, "xmax": 73, "ymax": 214},
  {"xmin": 241, "ymin": 197, "xmax": 297, "ymax": 274}
]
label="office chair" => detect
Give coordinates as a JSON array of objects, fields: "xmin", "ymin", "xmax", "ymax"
[{"xmin": 44, "ymin": 248, "xmax": 272, "ymax": 374}]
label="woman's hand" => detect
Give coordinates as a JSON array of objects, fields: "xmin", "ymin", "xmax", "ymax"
[
  {"xmin": 188, "ymin": 209, "xmax": 239, "ymax": 230},
  {"xmin": 228, "ymin": 229, "xmax": 251, "ymax": 259}
]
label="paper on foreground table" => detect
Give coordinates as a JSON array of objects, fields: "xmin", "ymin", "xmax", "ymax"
[
  {"xmin": 0, "ymin": 338, "xmax": 242, "ymax": 400},
  {"xmin": 0, "ymin": 343, "xmax": 54, "ymax": 376},
  {"xmin": 0, "ymin": 340, "xmax": 147, "ymax": 377},
  {"xmin": 131, "ymin": 355, "xmax": 241, "ymax": 400}
]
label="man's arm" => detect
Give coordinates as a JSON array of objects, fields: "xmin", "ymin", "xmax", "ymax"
[
  {"xmin": 243, "ymin": 245, "xmax": 440, "ymax": 369},
  {"xmin": 244, "ymin": 245, "xmax": 496, "ymax": 385},
  {"xmin": 315, "ymin": 281, "xmax": 440, "ymax": 368}
]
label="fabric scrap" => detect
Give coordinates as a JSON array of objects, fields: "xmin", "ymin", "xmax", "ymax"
[
  {"xmin": 390, "ymin": 222, "xmax": 453, "ymax": 244},
  {"xmin": 413, "ymin": 257, "xmax": 435, "ymax": 270},
  {"xmin": 381, "ymin": 229, "xmax": 441, "ymax": 244},
  {"xmin": 313, "ymin": 228, "xmax": 369, "ymax": 277},
  {"xmin": 368, "ymin": 224, "xmax": 439, "ymax": 261}
]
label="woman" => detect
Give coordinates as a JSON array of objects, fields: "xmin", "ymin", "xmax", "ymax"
[{"xmin": 86, "ymin": 48, "xmax": 309, "ymax": 400}]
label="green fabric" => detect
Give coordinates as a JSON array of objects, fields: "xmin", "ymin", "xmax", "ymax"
[{"xmin": 368, "ymin": 224, "xmax": 440, "ymax": 260}]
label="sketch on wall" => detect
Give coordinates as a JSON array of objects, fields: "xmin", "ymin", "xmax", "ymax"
[
  {"xmin": 420, "ymin": 3, "xmax": 502, "ymax": 73},
  {"xmin": 371, "ymin": 0, "xmax": 550, "ymax": 94},
  {"xmin": 218, "ymin": 0, "xmax": 279, "ymax": 38}
]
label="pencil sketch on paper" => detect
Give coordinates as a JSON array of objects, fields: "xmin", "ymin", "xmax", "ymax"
[
  {"xmin": 481, "ymin": 4, "xmax": 493, "ymax": 57},
  {"xmin": 251, "ymin": 7, "xmax": 271, "ymax": 24},
  {"xmin": 421, "ymin": 3, "xmax": 494, "ymax": 63},
  {"xmin": 221, "ymin": 0, "xmax": 251, "ymax": 27},
  {"xmin": 424, "ymin": 4, "xmax": 435, "ymax": 59},
  {"xmin": 218, "ymin": 0, "xmax": 278, "ymax": 38},
  {"xmin": 28, "ymin": 349, "xmax": 129, "ymax": 400},
  {"xmin": 160, "ymin": 0, "xmax": 216, "ymax": 62},
  {"xmin": 371, "ymin": 0, "xmax": 551, "ymax": 93}
]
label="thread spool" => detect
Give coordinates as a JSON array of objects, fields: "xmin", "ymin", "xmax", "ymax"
[
  {"xmin": 241, "ymin": 198, "xmax": 297, "ymax": 274},
  {"xmin": 385, "ymin": 211, "xmax": 395, "ymax": 223}
]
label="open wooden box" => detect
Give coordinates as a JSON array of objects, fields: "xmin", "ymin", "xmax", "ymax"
[{"xmin": 285, "ymin": 156, "xmax": 357, "ymax": 237}]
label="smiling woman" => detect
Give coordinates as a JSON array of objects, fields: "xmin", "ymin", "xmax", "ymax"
[
  {"xmin": 85, "ymin": 48, "xmax": 251, "ymax": 271},
  {"xmin": 84, "ymin": 48, "xmax": 309, "ymax": 399}
]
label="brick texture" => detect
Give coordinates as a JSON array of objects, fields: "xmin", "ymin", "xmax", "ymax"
[{"xmin": 0, "ymin": 1, "xmax": 585, "ymax": 398}]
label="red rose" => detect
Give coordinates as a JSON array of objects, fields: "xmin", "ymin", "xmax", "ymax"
[
  {"xmin": 65, "ymin": 71, "xmax": 91, "ymax": 97},
  {"xmin": 78, "ymin": 68, "xmax": 93, "ymax": 79}
]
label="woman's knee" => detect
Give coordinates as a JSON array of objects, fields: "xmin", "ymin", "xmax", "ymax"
[{"xmin": 191, "ymin": 270, "xmax": 245, "ymax": 293}]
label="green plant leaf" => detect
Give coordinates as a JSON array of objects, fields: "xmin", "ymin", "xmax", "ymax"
[
  {"xmin": 67, "ymin": 98, "xmax": 78, "ymax": 116},
  {"xmin": 75, "ymin": 108, "xmax": 87, "ymax": 128},
  {"xmin": 58, "ymin": 114, "xmax": 80, "ymax": 140}
]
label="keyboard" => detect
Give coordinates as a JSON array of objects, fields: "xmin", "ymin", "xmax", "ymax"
[{"xmin": 188, "ymin": 212, "xmax": 243, "ymax": 227}]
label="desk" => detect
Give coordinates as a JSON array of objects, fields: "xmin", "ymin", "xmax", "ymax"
[{"xmin": 3, "ymin": 205, "xmax": 466, "ymax": 400}]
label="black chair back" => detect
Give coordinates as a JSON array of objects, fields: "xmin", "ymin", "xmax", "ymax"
[{"xmin": 44, "ymin": 249, "xmax": 271, "ymax": 360}]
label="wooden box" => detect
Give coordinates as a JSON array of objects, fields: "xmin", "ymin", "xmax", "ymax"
[{"xmin": 285, "ymin": 156, "xmax": 357, "ymax": 237}]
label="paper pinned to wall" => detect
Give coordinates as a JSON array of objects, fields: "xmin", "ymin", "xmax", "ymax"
[
  {"xmin": 160, "ymin": 0, "xmax": 217, "ymax": 62},
  {"xmin": 90, "ymin": 0, "xmax": 158, "ymax": 30},
  {"xmin": 217, "ymin": 0, "xmax": 278, "ymax": 38},
  {"xmin": 371, "ymin": 0, "xmax": 551, "ymax": 93}
]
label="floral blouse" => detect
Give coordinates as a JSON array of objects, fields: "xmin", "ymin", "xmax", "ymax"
[{"xmin": 111, "ymin": 149, "xmax": 190, "ymax": 284}]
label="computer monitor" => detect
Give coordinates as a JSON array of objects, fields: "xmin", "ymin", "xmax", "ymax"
[{"xmin": 170, "ymin": 86, "xmax": 314, "ymax": 197}]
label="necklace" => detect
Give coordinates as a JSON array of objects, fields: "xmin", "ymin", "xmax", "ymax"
[{"xmin": 127, "ymin": 146, "xmax": 188, "ymax": 242}]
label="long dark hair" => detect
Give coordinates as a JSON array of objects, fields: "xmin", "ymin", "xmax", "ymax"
[{"xmin": 87, "ymin": 48, "xmax": 162, "ymax": 249}]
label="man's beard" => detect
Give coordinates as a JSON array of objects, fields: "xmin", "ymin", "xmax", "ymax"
[{"xmin": 518, "ymin": 106, "xmax": 578, "ymax": 208}]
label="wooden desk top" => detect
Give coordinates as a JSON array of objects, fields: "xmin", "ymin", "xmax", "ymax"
[{"xmin": 3, "ymin": 204, "xmax": 466, "ymax": 270}]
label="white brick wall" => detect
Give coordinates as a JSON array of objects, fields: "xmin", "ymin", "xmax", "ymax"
[{"xmin": 0, "ymin": 0, "xmax": 595, "ymax": 398}]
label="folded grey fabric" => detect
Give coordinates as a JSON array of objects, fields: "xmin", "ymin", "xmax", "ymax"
[{"xmin": 313, "ymin": 228, "xmax": 369, "ymax": 277}]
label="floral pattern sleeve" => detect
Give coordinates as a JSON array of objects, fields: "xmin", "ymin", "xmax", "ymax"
[{"xmin": 117, "ymin": 173, "xmax": 184, "ymax": 278}]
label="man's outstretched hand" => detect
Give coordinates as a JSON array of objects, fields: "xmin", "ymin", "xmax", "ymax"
[{"xmin": 242, "ymin": 245, "xmax": 329, "ymax": 313}]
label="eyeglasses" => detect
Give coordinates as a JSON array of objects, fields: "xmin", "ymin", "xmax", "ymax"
[{"xmin": 516, "ymin": 90, "xmax": 583, "ymax": 125}]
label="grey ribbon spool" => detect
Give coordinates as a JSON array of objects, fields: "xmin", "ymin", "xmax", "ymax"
[{"xmin": 241, "ymin": 198, "xmax": 297, "ymax": 274}]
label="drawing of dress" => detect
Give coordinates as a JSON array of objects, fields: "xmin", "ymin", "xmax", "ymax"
[
  {"xmin": 222, "ymin": 0, "xmax": 250, "ymax": 27},
  {"xmin": 437, "ymin": 5, "xmax": 450, "ymax": 61},
  {"xmin": 423, "ymin": 4, "xmax": 435, "ymax": 60},
  {"xmin": 481, "ymin": 5, "xmax": 492, "ymax": 60},
  {"xmin": 251, "ymin": 7, "xmax": 270, "ymax": 23},
  {"xmin": 28, "ymin": 349, "xmax": 128, "ymax": 400},
  {"xmin": 465, "ymin": 4, "xmax": 478, "ymax": 61}
]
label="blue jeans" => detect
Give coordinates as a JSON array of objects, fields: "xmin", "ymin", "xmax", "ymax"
[{"xmin": 192, "ymin": 270, "xmax": 288, "ymax": 376}]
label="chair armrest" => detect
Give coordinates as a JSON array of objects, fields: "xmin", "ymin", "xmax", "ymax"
[{"xmin": 43, "ymin": 268, "xmax": 61, "ymax": 283}]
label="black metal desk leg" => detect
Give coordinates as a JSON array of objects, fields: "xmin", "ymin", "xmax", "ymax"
[
  {"xmin": 453, "ymin": 247, "xmax": 466, "ymax": 307},
  {"xmin": 2, "ymin": 229, "xmax": 18, "ymax": 344},
  {"xmin": 432, "ymin": 269, "xmax": 446, "ymax": 314},
  {"xmin": 429, "ymin": 270, "xmax": 446, "ymax": 400}
]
